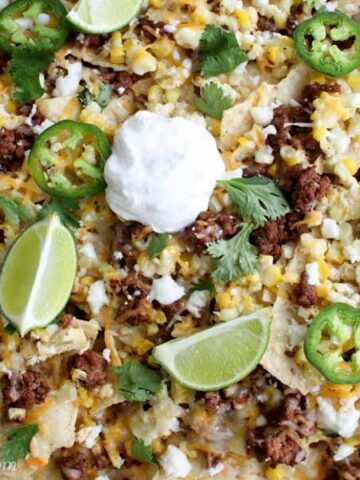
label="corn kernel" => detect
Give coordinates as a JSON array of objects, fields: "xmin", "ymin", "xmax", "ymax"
[
  {"xmin": 165, "ymin": 88, "xmax": 180, "ymax": 103},
  {"xmin": 326, "ymin": 244, "xmax": 345, "ymax": 265},
  {"xmin": 343, "ymin": 157, "xmax": 358, "ymax": 176},
  {"xmin": 283, "ymin": 155, "xmax": 298, "ymax": 167},
  {"xmin": 236, "ymin": 10, "xmax": 251, "ymax": 28},
  {"xmin": 262, "ymin": 265, "xmax": 282, "ymax": 288},
  {"xmin": 151, "ymin": 438, "xmax": 165, "ymax": 455},
  {"xmin": 266, "ymin": 465, "xmax": 286, "ymax": 480},
  {"xmin": 236, "ymin": 136, "xmax": 248, "ymax": 147},
  {"xmin": 131, "ymin": 49, "xmax": 157, "ymax": 75},
  {"xmin": 317, "ymin": 258, "xmax": 329, "ymax": 282},
  {"xmin": 347, "ymin": 72, "xmax": 360, "ymax": 91},
  {"xmin": 242, "ymin": 296, "xmax": 253, "ymax": 313},
  {"xmin": 267, "ymin": 162, "xmax": 279, "ymax": 177},
  {"xmin": 216, "ymin": 291, "xmax": 234, "ymax": 310},
  {"xmin": 110, "ymin": 46, "xmax": 124, "ymax": 65},
  {"xmin": 133, "ymin": 339, "xmax": 154, "ymax": 355},
  {"xmin": 148, "ymin": 84, "xmax": 163, "ymax": 103},
  {"xmin": 316, "ymin": 284, "xmax": 330, "ymax": 298},
  {"xmin": 149, "ymin": 0, "xmax": 166, "ymax": 7},
  {"xmin": 78, "ymin": 388, "xmax": 94, "ymax": 408},
  {"xmin": 150, "ymin": 38, "xmax": 174, "ymax": 58},
  {"xmin": 313, "ymin": 125, "xmax": 327, "ymax": 141},
  {"xmin": 282, "ymin": 272, "xmax": 299, "ymax": 284},
  {"xmin": 208, "ymin": 118, "xmax": 221, "ymax": 136},
  {"xmin": 5, "ymin": 100, "xmax": 17, "ymax": 114}
]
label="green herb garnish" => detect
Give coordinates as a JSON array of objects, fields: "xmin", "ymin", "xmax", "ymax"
[
  {"xmin": 0, "ymin": 424, "xmax": 39, "ymax": 462},
  {"xmin": 147, "ymin": 233, "xmax": 169, "ymax": 260},
  {"xmin": 0, "ymin": 197, "xmax": 33, "ymax": 226},
  {"xmin": 38, "ymin": 197, "xmax": 80, "ymax": 229},
  {"xmin": 114, "ymin": 361, "xmax": 162, "ymax": 402},
  {"xmin": 189, "ymin": 280, "xmax": 215, "ymax": 294},
  {"xmin": 198, "ymin": 25, "xmax": 248, "ymax": 77},
  {"xmin": 194, "ymin": 82, "xmax": 232, "ymax": 119},
  {"xmin": 132, "ymin": 438, "xmax": 158, "ymax": 464},
  {"xmin": 78, "ymin": 83, "xmax": 112, "ymax": 109}
]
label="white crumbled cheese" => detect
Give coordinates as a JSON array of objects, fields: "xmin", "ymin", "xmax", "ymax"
[
  {"xmin": 255, "ymin": 414, "xmax": 267, "ymax": 427},
  {"xmin": 160, "ymin": 446, "xmax": 192, "ymax": 478},
  {"xmin": 175, "ymin": 27, "xmax": 202, "ymax": 49},
  {"xmin": 250, "ymin": 105, "xmax": 274, "ymax": 126},
  {"xmin": 15, "ymin": 17, "xmax": 33, "ymax": 29},
  {"xmin": 87, "ymin": 280, "xmax": 109, "ymax": 314},
  {"xmin": 305, "ymin": 262, "xmax": 320, "ymax": 285},
  {"xmin": 164, "ymin": 24, "xmax": 176, "ymax": 33},
  {"xmin": 95, "ymin": 476, "xmax": 110, "ymax": 480},
  {"xmin": 148, "ymin": 275, "xmax": 185, "ymax": 305},
  {"xmin": 77, "ymin": 425, "xmax": 103, "ymax": 449},
  {"xmin": 208, "ymin": 462, "xmax": 225, "ymax": 477},
  {"xmin": 344, "ymin": 240, "xmax": 360, "ymax": 263},
  {"xmin": 288, "ymin": 319, "xmax": 307, "ymax": 349},
  {"xmin": 33, "ymin": 119, "xmax": 54, "ymax": 135},
  {"xmin": 113, "ymin": 251, "xmax": 123, "ymax": 261},
  {"xmin": 186, "ymin": 290, "xmax": 209, "ymax": 318},
  {"xmin": 263, "ymin": 124, "xmax": 277, "ymax": 138},
  {"xmin": 8, "ymin": 408, "xmax": 26, "ymax": 422},
  {"xmin": 46, "ymin": 324, "xmax": 59, "ymax": 336},
  {"xmin": 102, "ymin": 348, "xmax": 111, "ymax": 363},
  {"xmin": 37, "ymin": 13, "xmax": 50, "ymax": 25},
  {"xmin": 221, "ymin": 167, "xmax": 243, "ymax": 180},
  {"xmin": 317, "ymin": 396, "xmax": 360, "ymax": 438},
  {"xmin": 321, "ymin": 218, "xmax": 340, "ymax": 239},
  {"xmin": 255, "ymin": 145, "xmax": 274, "ymax": 164},
  {"xmin": 79, "ymin": 242, "xmax": 97, "ymax": 260},
  {"xmin": 105, "ymin": 111, "xmax": 224, "ymax": 233},
  {"xmin": 54, "ymin": 62, "xmax": 83, "ymax": 97},
  {"xmin": 334, "ymin": 443, "xmax": 355, "ymax": 462}
]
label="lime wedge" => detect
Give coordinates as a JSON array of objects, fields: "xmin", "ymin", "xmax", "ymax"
[
  {"xmin": 0, "ymin": 214, "xmax": 77, "ymax": 336},
  {"xmin": 153, "ymin": 309, "xmax": 271, "ymax": 391},
  {"xmin": 67, "ymin": 0, "xmax": 143, "ymax": 34}
]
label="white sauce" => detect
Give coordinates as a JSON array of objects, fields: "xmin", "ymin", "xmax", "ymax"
[
  {"xmin": 54, "ymin": 62, "xmax": 83, "ymax": 98},
  {"xmin": 105, "ymin": 111, "xmax": 224, "ymax": 233}
]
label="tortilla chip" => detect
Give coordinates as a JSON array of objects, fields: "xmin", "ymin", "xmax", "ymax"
[
  {"xmin": 276, "ymin": 63, "xmax": 312, "ymax": 105},
  {"xmin": 71, "ymin": 47, "xmax": 126, "ymax": 71}
]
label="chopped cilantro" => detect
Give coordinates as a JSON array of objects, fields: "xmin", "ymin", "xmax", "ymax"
[
  {"xmin": 189, "ymin": 280, "xmax": 215, "ymax": 294},
  {"xmin": 147, "ymin": 233, "xmax": 169, "ymax": 260},
  {"xmin": 132, "ymin": 438, "xmax": 158, "ymax": 464},
  {"xmin": 114, "ymin": 361, "xmax": 162, "ymax": 402},
  {"xmin": 219, "ymin": 176, "xmax": 289, "ymax": 227},
  {"xmin": 0, "ymin": 424, "xmax": 39, "ymax": 462},
  {"xmin": 38, "ymin": 197, "xmax": 80, "ymax": 229},
  {"xmin": 78, "ymin": 85, "xmax": 93, "ymax": 107},
  {"xmin": 10, "ymin": 47, "xmax": 54, "ymax": 105},
  {"xmin": 194, "ymin": 82, "xmax": 232, "ymax": 119},
  {"xmin": 96, "ymin": 83, "xmax": 113, "ymax": 109},
  {"xmin": 207, "ymin": 223, "xmax": 257, "ymax": 282},
  {"xmin": 198, "ymin": 25, "xmax": 248, "ymax": 77},
  {"xmin": 0, "ymin": 197, "xmax": 33, "ymax": 226}
]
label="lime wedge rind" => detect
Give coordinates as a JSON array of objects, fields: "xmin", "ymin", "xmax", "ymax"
[
  {"xmin": 67, "ymin": 0, "xmax": 143, "ymax": 34},
  {"xmin": 153, "ymin": 309, "xmax": 272, "ymax": 391},
  {"xmin": 0, "ymin": 214, "xmax": 77, "ymax": 336}
]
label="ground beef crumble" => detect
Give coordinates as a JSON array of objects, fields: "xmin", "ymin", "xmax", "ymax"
[
  {"xmin": 101, "ymin": 71, "xmax": 137, "ymax": 95},
  {"xmin": 69, "ymin": 350, "xmax": 107, "ymax": 389},
  {"xmin": 57, "ymin": 451, "xmax": 93, "ymax": 480},
  {"xmin": 0, "ymin": 125, "xmax": 34, "ymax": 172},
  {"xmin": 294, "ymin": 271, "xmax": 317, "ymax": 308},
  {"xmin": 3, "ymin": 369, "xmax": 50, "ymax": 410},
  {"xmin": 184, "ymin": 210, "xmax": 238, "ymax": 253}
]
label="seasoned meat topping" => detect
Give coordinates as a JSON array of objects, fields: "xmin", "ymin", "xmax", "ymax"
[
  {"xmin": 75, "ymin": 34, "xmax": 110, "ymax": 50},
  {"xmin": 101, "ymin": 71, "xmax": 136, "ymax": 94},
  {"xmin": 57, "ymin": 451, "xmax": 93, "ymax": 480},
  {"xmin": 0, "ymin": 125, "xmax": 34, "ymax": 172},
  {"xmin": 3, "ymin": 369, "xmax": 50, "ymax": 410},
  {"xmin": 69, "ymin": 350, "xmax": 107, "ymax": 389},
  {"xmin": 294, "ymin": 271, "xmax": 318, "ymax": 308}
]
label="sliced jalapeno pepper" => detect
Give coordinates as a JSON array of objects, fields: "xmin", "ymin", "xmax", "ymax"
[
  {"xmin": 304, "ymin": 303, "xmax": 360, "ymax": 384},
  {"xmin": 0, "ymin": 0, "xmax": 69, "ymax": 53},
  {"xmin": 294, "ymin": 11, "xmax": 360, "ymax": 77},
  {"xmin": 28, "ymin": 120, "xmax": 111, "ymax": 199}
]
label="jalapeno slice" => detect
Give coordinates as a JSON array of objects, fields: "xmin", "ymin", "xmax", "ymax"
[
  {"xmin": 0, "ymin": 0, "xmax": 69, "ymax": 53},
  {"xmin": 294, "ymin": 11, "xmax": 360, "ymax": 77},
  {"xmin": 304, "ymin": 303, "xmax": 360, "ymax": 384},
  {"xmin": 28, "ymin": 120, "xmax": 111, "ymax": 199}
]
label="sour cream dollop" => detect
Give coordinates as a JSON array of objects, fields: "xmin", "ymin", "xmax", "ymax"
[{"xmin": 104, "ymin": 111, "xmax": 225, "ymax": 233}]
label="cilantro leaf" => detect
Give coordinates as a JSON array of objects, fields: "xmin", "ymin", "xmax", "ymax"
[
  {"xmin": 0, "ymin": 424, "xmax": 39, "ymax": 462},
  {"xmin": 10, "ymin": 47, "xmax": 54, "ymax": 104},
  {"xmin": 219, "ymin": 176, "xmax": 289, "ymax": 227},
  {"xmin": 198, "ymin": 25, "xmax": 248, "ymax": 77},
  {"xmin": 78, "ymin": 85, "xmax": 93, "ymax": 107},
  {"xmin": 194, "ymin": 82, "xmax": 232, "ymax": 119},
  {"xmin": 189, "ymin": 280, "xmax": 215, "ymax": 294},
  {"xmin": 114, "ymin": 361, "xmax": 162, "ymax": 402},
  {"xmin": 132, "ymin": 438, "xmax": 158, "ymax": 464},
  {"xmin": 147, "ymin": 233, "xmax": 169, "ymax": 260},
  {"xmin": 96, "ymin": 83, "xmax": 113, "ymax": 109},
  {"xmin": 207, "ymin": 223, "xmax": 257, "ymax": 282},
  {"xmin": 0, "ymin": 197, "xmax": 33, "ymax": 226},
  {"xmin": 38, "ymin": 197, "xmax": 80, "ymax": 229}
]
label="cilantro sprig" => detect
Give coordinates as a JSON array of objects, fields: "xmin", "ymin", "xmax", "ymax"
[
  {"xmin": 195, "ymin": 82, "xmax": 232, "ymax": 119},
  {"xmin": 0, "ymin": 424, "xmax": 39, "ymax": 462},
  {"xmin": 147, "ymin": 233, "xmax": 169, "ymax": 260},
  {"xmin": 38, "ymin": 197, "xmax": 80, "ymax": 229},
  {"xmin": 207, "ymin": 223, "xmax": 257, "ymax": 282},
  {"xmin": 132, "ymin": 438, "xmax": 158, "ymax": 464},
  {"xmin": 189, "ymin": 280, "xmax": 215, "ymax": 294},
  {"xmin": 78, "ymin": 83, "xmax": 113, "ymax": 109},
  {"xmin": 198, "ymin": 25, "xmax": 248, "ymax": 77},
  {"xmin": 219, "ymin": 176, "xmax": 289, "ymax": 227},
  {"xmin": 114, "ymin": 361, "xmax": 162, "ymax": 402},
  {"xmin": 0, "ymin": 197, "xmax": 33, "ymax": 226}
]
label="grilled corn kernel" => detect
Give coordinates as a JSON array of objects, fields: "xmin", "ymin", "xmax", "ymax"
[
  {"xmin": 148, "ymin": 85, "xmax": 163, "ymax": 103},
  {"xmin": 326, "ymin": 244, "xmax": 345, "ymax": 265},
  {"xmin": 110, "ymin": 46, "xmax": 124, "ymax": 65},
  {"xmin": 347, "ymin": 72, "xmax": 360, "ymax": 91},
  {"xmin": 267, "ymin": 162, "xmax": 279, "ymax": 177},
  {"xmin": 5, "ymin": 100, "xmax": 17, "ymax": 114},
  {"xmin": 150, "ymin": 38, "xmax": 175, "ymax": 58},
  {"xmin": 208, "ymin": 118, "xmax": 221, "ymax": 136},
  {"xmin": 316, "ymin": 284, "xmax": 330, "ymax": 298},
  {"xmin": 266, "ymin": 45, "xmax": 281, "ymax": 64},
  {"xmin": 236, "ymin": 10, "xmax": 251, "ymax": 28},
  {"xmin": 133, "ymin": 339, "xmax": 154, "ymax": 355},
  {"xmin": 313, "ymin": 125, "xmax": 327, "ymax": 141},
  {"xmin": 262, "ymin": 265, "xmax": 282, "ymax": 288},
  {"xmin": 149, "ymin": 0, "xmax": 166, "ymax": 7},
  {"xmin": 343, "ymin": 157, "xmax": 358, "ymax": 176},
  {"xmin": 165, "ymin": 88, "xmax": 181, "ymax": 103},
  {"xmin": 317, "ymin": 258, "xmax": 329, "ymax": 282},
  {"xmin": 266, "ymin": 465, "xmax": 286, "ymax": 480}
]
